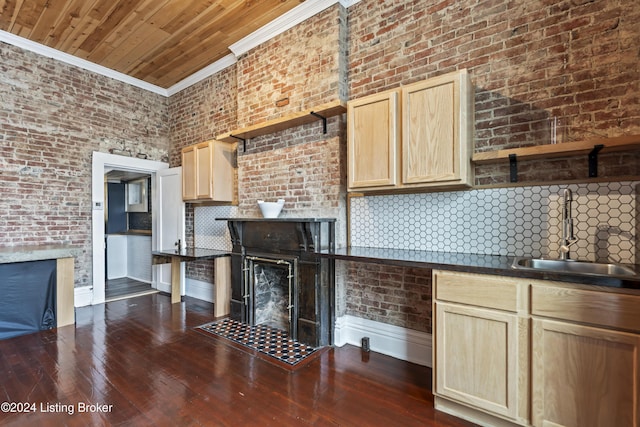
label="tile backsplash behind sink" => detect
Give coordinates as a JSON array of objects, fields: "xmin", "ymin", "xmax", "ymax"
[{"xmin": 349, "ymin": 182, "xmax": 638, "ymax": 265}]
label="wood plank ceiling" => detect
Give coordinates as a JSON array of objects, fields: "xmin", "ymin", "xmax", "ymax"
[{"xmin": 0, "ymin": 0, "xmax": 304, "ymax": 88}]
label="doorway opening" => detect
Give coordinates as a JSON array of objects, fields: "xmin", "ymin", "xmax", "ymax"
[
  {"xmin": 91, "ymin": 152, "xmax": 169, "ymax": 306},
  {"xmin": 104, "ymin": 169, "xmax": 157, "ymax": 302}
]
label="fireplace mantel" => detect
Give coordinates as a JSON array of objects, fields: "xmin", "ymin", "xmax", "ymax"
[
  {"xmin": 216, "ymin": 217, "xmax": 336, "ymax": 222},
  {"xmin": 218, "ymin": 218, "xmax": 335, "ymax": 347}
]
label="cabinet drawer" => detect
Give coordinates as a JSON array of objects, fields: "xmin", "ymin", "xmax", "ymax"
[
  {"xmin": 531, "ymin": 284, "xmax": 640, "ymax": 333},
  {"xmin": 434, "ymin": 270, "xmax": 520, "ymax": 312}
]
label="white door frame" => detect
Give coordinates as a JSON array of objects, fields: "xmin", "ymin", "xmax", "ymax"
[{"xmin": 91, "ymin": 151, "xmax": 169, "ymax": 305}]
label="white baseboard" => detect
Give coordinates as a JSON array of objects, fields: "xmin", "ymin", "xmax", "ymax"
[
  {"xmin": 74, "ymin": 286, "xmax": 93, "ymax": 307},
  {"xmin": 334, "ymin": 315, "xmax": 432, "ymax": 367},
  {"xmin": 155, "ymin": 281, "xmax": 171, "ymax": 294},
  {"xmin": 185, "ymin": 278, "xmax": 215, "ymax": 303}
]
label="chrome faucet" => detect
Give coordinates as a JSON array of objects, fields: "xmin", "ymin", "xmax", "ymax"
[{"xmin": 559, "ymin": 189, "xmax": 578, "ymax": 260}]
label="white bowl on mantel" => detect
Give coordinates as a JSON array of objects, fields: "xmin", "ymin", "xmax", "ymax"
[{"xmin": 257, "ymin": 199, "xmax": 285, "ymax": 218}]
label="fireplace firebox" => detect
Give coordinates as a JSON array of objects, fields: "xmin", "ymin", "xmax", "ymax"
[{"xmin": 219, "ymin": 218, "xmax": 335, "ymax": 347}]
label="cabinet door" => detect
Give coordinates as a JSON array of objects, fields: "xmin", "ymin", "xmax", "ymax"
[
  {"xmin": 434, "ymin": 301, "xmax": 519, "ymax": 419},
  {"xmin": 182, "ymin": 145, "xmax": 196, "ymax": 200},
  {"xmin": 183, "ymin": 140, "xmax": 236, "ymax": 203},
  {"xmin": 195, "ymin": 142, "xmax": 212, "ymax": 199},
  {"xmin": 210, "ymin": 140, "xmax": 235, "ymax": 202},
  {"xmin": 347, "ymin": 90, "xmax": 399, "ymax": 190},
  {"xmin": 532, "ymin": 318, "xmax": 640, "ymax": 427},
  {"xmin": 402, "ymin": 77, "xmax": 457, "ymax": 184}
]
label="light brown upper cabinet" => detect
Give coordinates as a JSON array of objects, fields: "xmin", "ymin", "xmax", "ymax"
[
  {"xmin": 182, "ymin": 140, "xmax": 236, "ymax": 203},
  {"xmin": 347, "ymin": 90, "xmax": 400, "ymax": 189},
  {"xmin": 347, "ymin": 69, "xmax": 473, "ymax": 192}
]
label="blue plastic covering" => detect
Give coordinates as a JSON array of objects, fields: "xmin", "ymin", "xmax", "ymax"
[{"xmin": 0, "ymin": 259, "xmax": 56, "ymax": 340}]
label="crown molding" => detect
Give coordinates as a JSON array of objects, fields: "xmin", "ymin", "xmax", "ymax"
[
  {"xmin": 166, "ymin": 54, "xmax": 237, "ymax": 96},
  {"xmin": 0, "ymin": 0, "xmax": 363, "ymax": 98},
  {"xmin": 170, "ymin": 0, "xmax": 350, "ymax": 95},
  {"xmin": 229, "ymin": 0, "xmax": 341, "ymax": 58},
  {"xmin": 0, "ymin": 29, "xmax": 168, "ymax": 96},
  {"xmin": 339, "ymin": 0, "xmax": 362, "ymax": 7}
]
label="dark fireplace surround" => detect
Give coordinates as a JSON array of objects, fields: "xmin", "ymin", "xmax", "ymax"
[{"xmin": 220, "ymin": 218, "xmax": 335, "ymax": 347}]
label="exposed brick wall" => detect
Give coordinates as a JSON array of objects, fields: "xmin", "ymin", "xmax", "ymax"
[
  {"xmin": 167, "ymin": 5, "xmax": 349, "ymax": 284},
  {"xmin": 237, "ymin": 119, "xmax": 345, "ymax": 219},
  {"xmin": 345, "ymin": 262, "xmax": 432, "ymax": 333},
  {"xmin": 5, "ymin": 0, "xmax": 635, "ymax": 333},
  {"xmin": 344, "ymin": 0, "xmax": 640, "ymax": 329},
  {"xmin": 168, "ymin": 0, "xmax": 640, "ymax": 329},
  {"xmin": 349, "ymin": 0, "xmax": 640, "ymax": 185},
  {"xmin": 0, "ymin": 42, "xmax": 169, "ymax": 288},
  {"xmin": 168, "ymin": 66, "xmax": 237, "ymax": 167},
  {"xmin": 168, "ymin": 66, "xmax": 238, "ymax": 282},
  {"xmin": 233, "ymin": 3, "xmax": 348, "ymax": 243},
  {"xmin": 236, "ymin": 5, "xmax": 347, "ymax": 126}
]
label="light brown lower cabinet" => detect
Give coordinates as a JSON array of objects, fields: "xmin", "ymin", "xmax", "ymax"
[
  {"xmin": 433, "ymin": 270, "xmax": 640, "ymax": 427},
  {"xmin": 530, "ymin": 283, "xmax": 640, "ymax": 427},
  {"xmin": 435, "ymin": 302, "xmax": 519, "ymax": 418},
  {"xmin": 531, "ymin": 319, "xmax": 640, "ymax": 427},
  {"xmin": 433, "ymin": 270, "xmax": 530, "ymax": 426}
]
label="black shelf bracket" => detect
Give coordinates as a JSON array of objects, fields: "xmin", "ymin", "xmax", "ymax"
[
  {"xmin": 509, "ymin": 153, "xmax": 518, "ymax": 182},
  {"xmin": 310, "ymin": 111, "xmax": 328, "ymax": 134},
  {"xmin": 229, "ymin": 134, "xmax": 247, "ymax": 152},
  {"xmin": 588, "ymin": 144, "xmax": 604, "ymax": 178}
]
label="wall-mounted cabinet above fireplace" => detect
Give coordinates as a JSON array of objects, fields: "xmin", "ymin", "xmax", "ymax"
[{"xmin": 182, "ymin": 140, "xmax": 237, "ymax": 203}]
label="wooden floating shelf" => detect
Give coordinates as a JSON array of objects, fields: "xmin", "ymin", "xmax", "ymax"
[
  {"xmin": 217, "ymin": 100, "xmax": 346, "ymax": 144},
  {"xmin": 472, "ymin": 134, "xmax": 640, "ymax": 164}
]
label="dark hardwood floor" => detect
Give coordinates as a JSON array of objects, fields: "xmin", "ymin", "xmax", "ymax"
[
  {"xmin": 0, "ymin": 294, "xmax": 475, "ymax": 426},
  {"xmin": 105, "ymin": 277, "xmax": 158, "ymax": 301}
]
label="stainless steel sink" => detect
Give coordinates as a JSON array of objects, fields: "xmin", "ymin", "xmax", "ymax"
[{"xmin": 512, "ymin": 257, "xmax": 637, "ymax": 277}]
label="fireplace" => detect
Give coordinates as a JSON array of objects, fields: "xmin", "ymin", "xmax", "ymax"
[
  {"xmin": 220, "ymin": 218, "xmax": 335, "ymax": 347},
  {"xmin": 246, "ymin": 255, "xmax": 296, "ymax": 331}
]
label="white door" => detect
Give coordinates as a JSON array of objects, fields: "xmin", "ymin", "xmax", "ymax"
[{"xmin": 155, "ymin": 167, "xmax": 185, "ymax": 295}]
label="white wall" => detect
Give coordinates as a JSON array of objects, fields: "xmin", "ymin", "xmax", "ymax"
[
  {"xmin": 106, "ymin": 235, "xmax": 127, "ymax": 279},
  {"xmin": 106, "ymin": 234, "xmax": 152, "ymax": 283},
  {"xmin": 127, "ymin": 235, "xmax": 152, "ymax": 283}
]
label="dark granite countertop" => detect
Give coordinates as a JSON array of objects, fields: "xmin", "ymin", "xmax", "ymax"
[
  {"xmin": 216, "ymin": 217, "xmax": 336, "ymax": 222},
  {"xmin": 152, "ymin": 247, "xmax": 230, "ymax": 261},
  {"xmin": 320, "ymin": 246, "xmax": 640, "ymax": 290}
]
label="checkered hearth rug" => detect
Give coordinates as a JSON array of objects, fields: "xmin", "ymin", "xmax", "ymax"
[{"xmin": 196, "ymin": 318, "xmax": 324, "ymax": 370}]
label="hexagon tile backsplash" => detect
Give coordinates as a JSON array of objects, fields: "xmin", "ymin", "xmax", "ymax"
[{"xmin": 349, "ymin": 182, "xmax": 638, "ymax": 264}]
